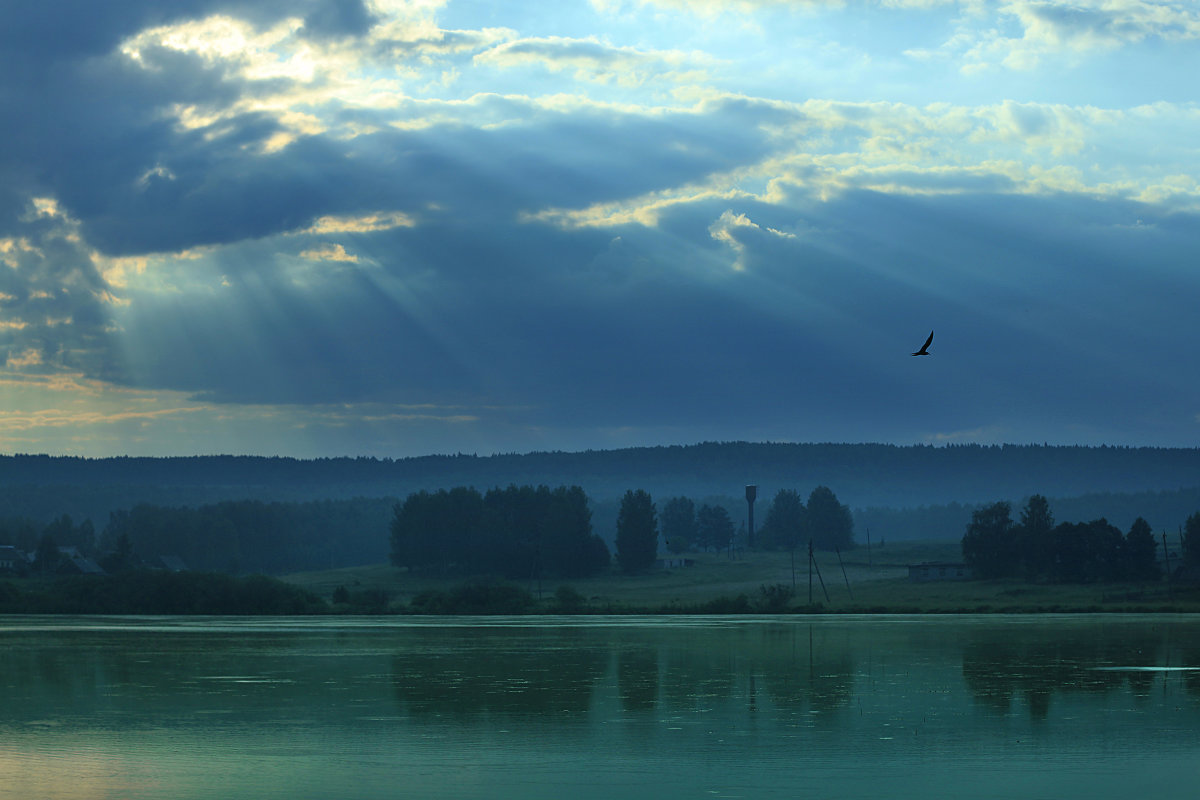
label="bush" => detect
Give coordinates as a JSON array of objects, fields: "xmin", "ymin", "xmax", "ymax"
[
  {"xmin": 758, "ymin": 583, "xmax": 795, "ymax": 612},
  {"xmin": 0, "ymin": 571, "xmax": 327, "ymax": 615},
  {"xmin": 553, "ymin": 584, "xmax": 587, "ymax": 613},
  {"xmin": 409, "ymin": 580, "xmax": 535, "ymax": 614}
]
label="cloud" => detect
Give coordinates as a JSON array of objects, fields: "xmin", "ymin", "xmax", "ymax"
[
  {"xmin": 475, "ymin": 36, "xmax": 710, "ymax": 87},
  {"xmin": 304, "ymin": 211, "xmax": 417, "ymax": 233},
  {"xmin": 708, "ymin": 209, "xmax": 795, "ymax": 270},
  {"xmin": 299, "ymin": 243, "xmax": 359, "ymax": 262},
  {"xmin": 0, "ymin": 199, "xmax": 122, "ymax": 383},
  {"xmin": 952, "ymin": 0, "xmax": 1200, "ymax": 71}
]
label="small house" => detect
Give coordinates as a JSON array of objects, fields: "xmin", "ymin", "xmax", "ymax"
[
  {"xmin": 0, "ymin": 545, "xmax": 26, "ymax": 572},
  {"xmin": 57, "ymin": 555, "xmax": 106, "ymax": 575},
  {"xmin": 908, "ymin": 561, "xmax": 971, "ymax": 582},
  {"xmin": 155, "ymin": 555, "xmax": 189, "ymax": 572}
]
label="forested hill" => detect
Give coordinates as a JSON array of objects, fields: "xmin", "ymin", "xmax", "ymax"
[{"xmin": 3, "ymin": 443, "xmax": 1200, "ymax": 523}]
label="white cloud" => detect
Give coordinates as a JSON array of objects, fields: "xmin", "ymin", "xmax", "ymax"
[
  {"xmin": 304, "ymin": 211, "xmax": 417, "ymax": 233},
  {"xmin": 955, "ymin": 0, "xmax": 1200, "ymax": 71},
  {"xmin": 708, "ymin": 209, "xmax": 795, "ymax": 270},
  {"xmin": 299, "ymin": 243, "xmax": 359, "ymax": 262},
  {"xmin": 475, "ymin": 36, "xmax": 711, "ymax": 87}
]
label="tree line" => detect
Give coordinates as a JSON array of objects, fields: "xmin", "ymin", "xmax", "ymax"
[
  {"xmin": 390, "ymin": 485, "xmax": 610, "ymax": 579},
  {"xmin": 7, "ymin": 443, "xmax": 1200, "ymax": 522},
  {"xmin": 0, "ymin": 498, "xmax": 394, "ymax": 575},
  {"xmin": 959, "ymin": 495, "xmax": 1179, "ymax": 582},
  {"xmin": 651, "ymin": 485, "xmax": 854, "ymax": 565}
]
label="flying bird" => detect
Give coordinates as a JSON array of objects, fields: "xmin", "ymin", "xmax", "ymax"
[{"xmin": 911, "ymin": 330, "xmax": 933, "ymax": 356}]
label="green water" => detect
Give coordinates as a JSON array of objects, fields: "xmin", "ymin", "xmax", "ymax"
[{"xmin": 2, "ymin": 615, "xmax": 1198, "ymax": 799}]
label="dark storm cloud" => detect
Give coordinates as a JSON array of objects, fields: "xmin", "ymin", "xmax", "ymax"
[
  {"xmin": 0, "ymin": 0, "xmax": 376, "ymax": 236},
  {"xmin": 78, "ymin": 96, "xmax": 784, "ymax": 256},
  {"xmin": 3, "ymin": 2, "xmax": 784, "ymax": 256}
]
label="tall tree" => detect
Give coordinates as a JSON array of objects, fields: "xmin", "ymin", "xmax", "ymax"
[
  {"xmin": 697, "ymin": 504, "xmax": 734, "ymax": 555},
  {"xmin": 807, "ymin": 486, "xmax": 854, "ymax": 551},
  {"xmin": 542, "ymin": 485, "xmax": 609, "ymax": 578},
  {"xmin": 961, "ymin": 501, "xmax": 1016, "ymax": 578},
  {"xmin": 615, "ymin": 489, "xmax": 657, "ymax": 573},
  {"xmin": 1018, "ymin": 494, "xmax": 1055, "ymax": 579},
  {"xmin": 1185, "ymin": 512, "xmax": 1200, "ymax": 567},
  {"xmin": 33, "ymin": 532, "xmax": 62, "ymax": 574},
  {"xmin": 760, "ymin": 489, "xmax": 806, "ymax": 553},
  {"xmin": 1050, "ymin": 518, "xmax": 1123, "ymax": 582},
  {"xmin": 1122, "ymin": 517, "xmax": 1160, "ymax": 582},
  {"xmin": 660, "ymin": 496, "xmax": 697, "ymax": 554}
]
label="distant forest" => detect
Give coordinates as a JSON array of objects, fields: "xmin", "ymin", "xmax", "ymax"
[{"xmin": 2, "ymin": 443, "xmax": 1200, "ymax": 574}]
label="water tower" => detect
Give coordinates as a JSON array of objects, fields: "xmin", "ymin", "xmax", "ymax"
[{"xmin": 745, "ymin": 485, "xmax": 757, "ymax": 549}]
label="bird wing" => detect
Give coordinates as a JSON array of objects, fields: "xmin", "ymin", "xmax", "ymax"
[{"xmin": 921, "ymin": 330, "xmax": 933, "ymax": 351}]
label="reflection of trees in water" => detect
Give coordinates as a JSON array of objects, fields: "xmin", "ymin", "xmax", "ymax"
[
  {"xmin": 647, "ymin": 625, "xmax": 856, "ymax": 716},
  {"xmin": 390, "ymin": 628, "xmax": 607, "ymax": 718},
  {"xmin": 657, "ymin": 629, "xmax": 741, "ymax": 710},
  {"xmin": 961, "ymin": 624, "xmax": 1179, "ymax": 719},
  {"xmin": 755, "ymin": 625, "xmax": 855, "ymax": 714},
  {"xmin": 1, "ymin": 631, "xmax": 409, "ymax": 724},
  {"xmin": 1, "ymin": 632, "xmax": 279, "ymax": 716},
  {"xmin": 617, "ymin": 647, "xmax": 659, "ymax": 711}
]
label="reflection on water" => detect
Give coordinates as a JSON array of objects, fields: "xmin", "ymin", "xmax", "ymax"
[
  {"xmin": 960, "ymin": 621, "xmax": 1194, "ymax": 718},
  {"xmin": 2, "ymin": 615, "xmax": 1199, "ymax": 799}
]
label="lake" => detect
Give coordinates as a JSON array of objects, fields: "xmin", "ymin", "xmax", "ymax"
[{"xmin": 2, "ymin": 614, "xmax": 1198, "ymax": 799}]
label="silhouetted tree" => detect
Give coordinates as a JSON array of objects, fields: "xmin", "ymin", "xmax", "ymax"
[
  {"xmin": 1185, "ymin": 512, "xmax": 1200, "ymax": 567},
  {"xmin": 1018, "ymin": 494, "xmax": 1055, "ymax": 579},
  {"xmin": 33, "ymin": 533, "xmax": 62, "ymax": 574},
  {"xmin": 760, "ymin": 489, "xmax": 806, "ymax": 553},
  {"xmin": 1050, "ymin": 519, "xmax": 1123, "ymax": 582},
  {"xmin": 390, "ymin": 488, "xmax": 485, "ymax": 574},
  {"xmin": 660, "ymin": 496, "xmax": 696, "ymax": 553},
  {"xmin": 99, "ymin": 532, "xmax": 138, "ymax": 573},
  {"xmin": 807, "ymin": 486, "xmax": 853, "ymax": 551},
  {"xmin": 1122, "ymin": 517, "xmax": 1160, "ymax": 582},
  {"xmin": 615, "ymin": 489, "xmax": 657, "ymax": 573},
  {"xmin": 539, "ymin": 485, "xmax": 609, "ymax": 578},
  {"xmin": 391, "ymin": 485, "xmax": 607, "ymax": 579},
  {"xmin": 961, "ymin": 501, "xmax": 1016, "ymax": 578}
]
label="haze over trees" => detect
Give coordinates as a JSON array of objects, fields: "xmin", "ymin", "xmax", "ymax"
[
  {"xmin": 6, "ymin": 444, "xmax": 1200, "ymax": 529},
  {"xmin": 660, "ymin": 497, "xmax": 696, "ymax": 554},
  {"xmin": 6, "ymin": 445, "xmax": 1200, "ymax": 584},
  {"xmin": 101, "ymin": 499, "xmax": 394, "ymax": 574},
  {"xmin": 696, "ymin": 504, "xmax": 734, "ymax": 554}
]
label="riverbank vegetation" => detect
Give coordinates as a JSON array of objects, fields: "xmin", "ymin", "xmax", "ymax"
[
  {"xmin": 0, "ymin": 571, "xmax": 327, "ymax": 615},
  {"xmin": 282, "ymin": 541, "xmax": 1200, "ymax": 615}
]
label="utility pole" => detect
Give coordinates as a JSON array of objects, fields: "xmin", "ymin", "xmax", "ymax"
[
  {"xmin": 836, "ymin": 546, "xmax": 853, "ymax": 601},
  {"xmin": 809, "ymin": 539, "xmax": 829, "ymax": 605},
  {"xmin": 808, "ymin": 539, "xmax": 813, "ymax": 605},
  {"xmin": 1163, "ymin": 532, "xmax": 1174, "ymax": 601}
]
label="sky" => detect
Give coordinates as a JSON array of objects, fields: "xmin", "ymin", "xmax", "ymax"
[{"xmin": 2, "ymin": 0, "xmax": 1200, "ymax": 458}]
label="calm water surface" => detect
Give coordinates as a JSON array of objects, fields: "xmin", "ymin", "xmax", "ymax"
[{"xmin": 2, "ymin": 614, "xmax": 1198, "ymax": 799}]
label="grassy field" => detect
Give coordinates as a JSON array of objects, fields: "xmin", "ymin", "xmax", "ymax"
[{"xmin": 282, "ymin": 540, "xmax": 1200, "ymax": 613}]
